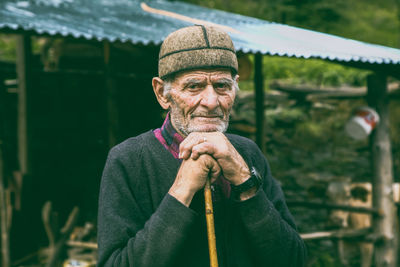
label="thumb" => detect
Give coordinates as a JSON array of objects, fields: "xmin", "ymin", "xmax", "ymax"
[{"xmin": 209, "ymin": 161, "xmax": 221, "ymax": 183}]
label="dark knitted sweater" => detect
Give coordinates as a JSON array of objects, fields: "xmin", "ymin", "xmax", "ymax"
[{"xmin": 97, "ymin": 131, "xmax": 306, "ymax": 267}]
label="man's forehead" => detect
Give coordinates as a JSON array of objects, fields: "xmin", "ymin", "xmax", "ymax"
[{"xmin": 175, "ymin": 69, "xmax": 233, "ymax": 82}]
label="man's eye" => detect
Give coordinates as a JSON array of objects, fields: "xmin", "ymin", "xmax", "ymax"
[
  {"xmin": 186, "ymin": 83, "xmax": 202, "ymax": 90},
  {"xmin": 215, "ymin": 83, "xmax": 230, "ymax": 90}
]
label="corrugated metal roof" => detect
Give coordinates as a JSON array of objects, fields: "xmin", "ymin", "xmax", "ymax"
[{"xmin": 1, "ymin": 0, "xmax": 400, "ymax": 66}]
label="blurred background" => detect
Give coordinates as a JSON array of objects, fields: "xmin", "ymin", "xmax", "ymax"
[{"xmin": 0, "ymin": 0, "xmax": 399, "ymax": 266}]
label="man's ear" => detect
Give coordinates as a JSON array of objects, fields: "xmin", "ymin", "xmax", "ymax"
[
  {"xmin": 152, "ymin": 77, "xmax": 170, "ymax": 110},
  {"xmin": 234, "ymin": 74, "xmax": 239, "ymax": 83}
]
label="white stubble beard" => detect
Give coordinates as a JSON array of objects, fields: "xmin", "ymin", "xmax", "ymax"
[{"xmin": 169, "ymin": 102, "xmax": 230, "ymax": 136}]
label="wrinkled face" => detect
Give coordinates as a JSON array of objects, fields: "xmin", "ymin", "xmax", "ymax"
[{"xmin": 166, "ymin": 69, "xmax": 238, "ymax": 136}]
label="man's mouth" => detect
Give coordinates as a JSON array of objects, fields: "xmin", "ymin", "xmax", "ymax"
[
  {"xmin": 194, "ymin": 115, "xmax": 222, "ymax": 118},
  {"xmin": 191, "ymin": 112, "xmax": 224, "ymax": 119}
]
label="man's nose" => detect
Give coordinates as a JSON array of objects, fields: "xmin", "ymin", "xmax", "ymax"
[{"xmin": 200, "ymin": 84, "xmax": 219, "ymax": 110}]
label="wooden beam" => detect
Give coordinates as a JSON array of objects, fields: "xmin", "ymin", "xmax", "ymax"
[
  {"xmin": 301, "ymin": 227, "xmax": 372, "ymax": 241},
  {"xmin": 286, "ymin": 200, "xmax": 381, "ymax": 216},
  {"xmin": 254, "ymin": 53, "xmax": 265, "ymax": 153},
  {"xmin": 16, "ymin": 35, "xmax": 32, "ymax": 175},
  {"xmin": 66, "ymin": 240, "xmax": 98, "ymax": 250},
  {"xmin": 367, "ymin": 73, "xmax": 398, "ymax": 267}
]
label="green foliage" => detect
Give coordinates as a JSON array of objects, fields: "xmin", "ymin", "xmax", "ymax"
[
  {"xmin": 239, "ymin": 56, "xmax": 371, "ymax": 87},
  {"xmin": 263, "ymin": 56, "xmax": 371, "ymax": 87},
  {"xmin": 0, "ymin": 34, "xmax": 16, "ymax": 62},
  {"xmin": 337, "ymin": 0, "xmax": 400, "ymax": 47},
  {"xmin": 308, "ymin": 251, "xmax": 338, "ymax": 267},
  {"xmin": 238, "ymin": 80, "xmax": 255, "ymax": 91},
  {"xmin": 269, "ymin": 106, "xmax": 306, "ymax": 125},
  {"xmin": 238, "ymin": 55, "xmax": 371, "ymax": 88},
  {"xmin": 296, "ymin": 121, "xmax": 325, "ymax": 140},
  {"xmin": 185, "ymin": 0, "xmax": 399, "ymax": 48}
]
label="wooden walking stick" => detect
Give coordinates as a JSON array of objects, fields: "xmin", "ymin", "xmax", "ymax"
[{"xmin": 204, "ymin": 176, "xmax": 218, "ymax": 267}]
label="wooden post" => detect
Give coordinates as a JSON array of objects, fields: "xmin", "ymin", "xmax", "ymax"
[
  {"xmin": 367, "ymin": 73, "xmax": 397, "ymax": 267},
  {"xmin": 16, "ymin": 34, "xmax": 32, "ymax": 175},
  {"xmin": 14, "ymin": 35, "xmax": 33, "ymax": 266},
  {"xmin": 0, "ymin": 141, "xmax": 10, "ymax": 267},
  {"xmin": 0, "ymin": 63, "xmax": 10, "ymax": 267},
  {"xmin": 104, "ymin": 41, "xmax": 119, "ymax": 148},
  {"xmin": 254, "ymin": 53, "xmax": 266, "ymax": 153}
]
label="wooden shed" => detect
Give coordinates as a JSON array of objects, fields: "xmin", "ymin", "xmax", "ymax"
[{"xmin": 0, "ymin": 0, "xmax": 399, "ymax": 266}]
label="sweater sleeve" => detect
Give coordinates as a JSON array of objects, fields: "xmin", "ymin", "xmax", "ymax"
[
  {"xmin": 232, "ymin": 138, "xmax": 307, "ymax": 267},
  {"xmin": 97, "ymin": 145, "xmax": 197, "ymax": 267}
]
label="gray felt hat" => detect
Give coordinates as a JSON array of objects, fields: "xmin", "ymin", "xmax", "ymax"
[{"xmin": 158, "ymin": 25, "xmax": 238, "ymax": 79}]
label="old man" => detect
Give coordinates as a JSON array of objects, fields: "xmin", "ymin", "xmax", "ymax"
[{"xmin": 97, "ymin": 25, "xmax": 306, "ymax": 267}]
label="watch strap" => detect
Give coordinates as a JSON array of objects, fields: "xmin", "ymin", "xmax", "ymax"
[{"xmin": 231, "ymin": 166, "xmax": 262, "ymax": 195}]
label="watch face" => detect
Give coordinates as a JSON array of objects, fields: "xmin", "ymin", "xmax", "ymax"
[{"xmin": 250, "ymin": 167, "xmax": 262, "ymax": 183}]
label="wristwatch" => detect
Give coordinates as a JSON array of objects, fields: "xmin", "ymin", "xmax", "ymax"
[{"xmin": 231, "ymin": 166, "xmax": 262, "ymax": 196}]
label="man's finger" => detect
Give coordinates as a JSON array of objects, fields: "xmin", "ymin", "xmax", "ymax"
[
  {"xmin": 203, "ymin": 155, "xmax": 221, "ymax": 180},
  {"xmin": 178, "ymin": 133, "xmax": 198, "ymax": 159},
  {"xmin": 191, "ymin": 143, "xmax": 217, "ymax": 160},
  {"xmin": 179, "ymin": 133, "xmax": 207, "ymax": 159},
  {"xmin": 209, "ymin": 166, "xmax": 221, "ymax": 183}
]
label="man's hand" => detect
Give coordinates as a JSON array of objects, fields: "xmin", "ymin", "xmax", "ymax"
[
  {"xmin": 179, "ymin": 132, "xmax": 250, "ymax": 186},
  {"xmin": 169, "ymin": 154, "xmax": 221, "ymax": 207}
]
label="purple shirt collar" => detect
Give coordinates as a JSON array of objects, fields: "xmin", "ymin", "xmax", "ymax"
[{"xmin": 153, "ymin": 113, "xmax": 184, "ymax": 159}]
